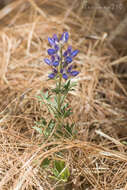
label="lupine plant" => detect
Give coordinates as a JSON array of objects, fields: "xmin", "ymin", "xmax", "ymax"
[{"xmin": 33, "ymin": 32, "xmax": 79, "ymax": 183}]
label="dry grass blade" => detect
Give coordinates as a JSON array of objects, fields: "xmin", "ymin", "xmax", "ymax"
[{"xmin": 0, "ymin": 0, "xmax": 25, "ymax": 20}]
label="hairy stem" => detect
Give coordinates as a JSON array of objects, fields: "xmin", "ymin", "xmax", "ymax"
[{"xmin": 57, "ymin": 45, "xmax": 63, "ymax": 114}]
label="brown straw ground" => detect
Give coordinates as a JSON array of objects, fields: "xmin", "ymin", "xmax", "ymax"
[{"xmin": 0, "ymin": 0, "xmax": 127, "ymax": 190}]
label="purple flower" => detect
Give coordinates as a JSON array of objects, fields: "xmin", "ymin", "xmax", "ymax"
[
  {"xmin": 48, "ymin": 37, "xmax": 55, "ymax": 46},
  {"xmin": 63, "ymin": 50, "xmax": 68, "ymax": 57},
  {"xmin": 48, "ymin": 73, "xmax": 56, "ymax": 79},
  {"xmin": 68, "ymin": 46, "xmax": 72, "ymax": 53},
  {"xmin": 67, "ymin": 65, "xmax": 79, "ymax": 77},
  {"xmin": 59, "ymin": 64, "xmax": 79, "ymax": 80},
  {"xmin": 44, "ymin": 32, "xmax": 79, "ymax": 80},
  {"xmin": 51, "ymin": 55, "xmax": 55, "ymax": 62},
  {"xmin": 65, "ymin": 56, "xmax": 72, "ymax": 64},
  {"xmin": 54, "ymin": 44, "xmax": 59, "ymax": 51},
  {"xmin": 71, "ymin": 50, "xmax": 79, "ymax": 57},
  {"xmin": 70, "ymin": 71, "xmax": 79, "ymax": 76},
  {"xmin": 44, "ymin": 58, "xmax": 51, "ymax": 65},
  {"xmin": 53, "ymin": 34, "xmax": 58, "ymax": 42},
  {"xmin": 48, "ymin": 68, "xmax": 57, "ymax": 79},
  {"xmin": 56, "ymin": 54, "xmax": 61, "ymax": 61},
  {"xmin": 47, "ymin": 49, "xmax": 56, "ymax": 55},
  {"xmin": 53, "ymin": 61, "xmax": 59, "ymax": 67},
  {"xmin": 62, "ymin": 73, "xmax": 68, "ymax": 80},
  {"xmin": 63, "ymin": 46, "xmax": 72, "ymax": 57},
  {"xmin": 67, "ymin": 65, "xmax": 73, "ymax": 73},
  {"xmin": 60, "ymin": 32, "xmax": 69, "ymax": 44}
]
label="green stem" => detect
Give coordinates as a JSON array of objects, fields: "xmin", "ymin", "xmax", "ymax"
[
  {"xmin": 57, "ymin": 74, "xmax": 62, "ymax": 113},
  {"xmin": 57, "ymin": 45, "xmax": 63, "ymax": 115}
]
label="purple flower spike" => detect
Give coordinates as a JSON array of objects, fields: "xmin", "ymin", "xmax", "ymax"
[
  {"xmin": 44, "ymin": 58, "xmax": 51, "ymax": 65},
  {"xmin": 48, "ymin": 48, "xmax": 56, "ymax": 55},
  {"xmin": 62, "ymin": 73, "xmax": 68, "ymax": 80},
  {"xmin": 48, "ymin": 37, "xmax": 54, "ymax": 46},
  {"xmin": 48, "ymin": 73, "xmax": 56, "ymax": 79},
  {"xmin": 53, "ymin": 61, "xmax": 59, "ymax": 67},
  {"xmin": 71, "ymin": 71, "xmax": 79, "ymax": 76},
  {"xmin": 45, "ymin": 32, "xmax": 79, "ymax": 80}
]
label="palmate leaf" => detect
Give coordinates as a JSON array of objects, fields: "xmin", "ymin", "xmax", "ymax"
[
  {"xmin": 61, "ymin": 103, "xmax": 73, "ymax": 118},
  {"xmin": 35, "ymin": 117, "xmax": 47, "ymax": 127},
  {"xmin": 52, "ymin": 160, "xmax": 70, "ymax": 182},
  {"xmin": 32, "ymin": 126, "xmax": 43, "ymax": 134},
  {"xmin": 43, "ymin": 119, "xmax": 55, "ymax": 137},
  {"xmin": 38, "ymin": 91, "xmax": 54, "ymax": 106},
  {"xmin": 51, "ymin": 87, "xmax": 61, "ymax": 94},
  {"xmin": 52, "ymin": 80, "xmax": 77, "ymax": 95},
  {"xmin": 53, "ymin": 103, "xmax": 73, "ymax": 119},
  {"xmin": 40, "ymin": 90, "xmax": 49, "ymax": 99},
  {"xmin": 62, "ymin": 80, "xmax": 77, "ymax": 94},
  {"xmin": 32, "ymin": 118, "xmax": 47, "ymax": 134},
  {"xmin": 55, "ymin": 122, "xmax": 75, "ymax": 139},
  {"xmin": 37, "ymin": 90, "xmax": 58, "ymax": 116},
  {"xmin": 63, "ymin": 123, "xmax": 74, "ymax": 136},
  {"xmin": 40, "ymin": 158, "xmax": 50, "ymax": 168},
  {"xmin": 37, "ymin": 91, "xmax": 50, "ymax": 104},
  {"xmin": 32, "ymin": 118, "xmax": 56, "ymax": 138},
  {"xmin": 64, "ymin": 80, "xmax": 71, "ymax": 89}
]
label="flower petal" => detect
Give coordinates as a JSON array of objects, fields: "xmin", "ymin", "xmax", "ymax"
[
  {"xmin": 54, "ymin": 44, "xmax": 59, "ymax": 51},
  {"xmin": 71, "ymin": 71, "xmax": 79, "ymax": 76},
  {"xmin": 60, "ymin": 32, "xmax": 69, "ymax": 43},
  {"xmin": 66, "ymin": 56, "xmax": 72, "ymax": 63},
  {"xmin": 68, "ymin": 46, "xmax": 72, "ymax": 54},
  {"xmin": 53, "ymin": 61, "xmax": 59, "ymax": 67},
  {"xmin": 53, "ymin": 68, "xmax": 58, "ymax": 73},
  {"xmin": 56, "ymin": 55, "xmax": 61, "ymax": 61},
  {"xmin": 62, "ymin": 73, "xmax": 68, "ymax": 80},
  {"xmin": 44, "ymin": 58, "xmax": 51, "ymax": 65},
  {"xmin": 67, "ymin": 65, "xmax": 73, "ymax": 73},
  {"xmin": 47, "ymin": 48, "xmax": 56, "ymax": 55},
  {"xmin": 53, "ymin": 34, "xmax": 58, "ymax": 42},
  {"xmin": 63, "ymin": 50, "xmax": 68, "ymax": 57},
  {"xmin": 60, "ymin": 69, "xmax": 63, "ymax": 73},
  {"xmin": 48, "ymin": 37, "xmax": 54, "ymax": 46},
  {"xmin": 51, "ymin": 55, "xmax": 55, "ymax": 62},
  {"xmin": 48, "ymin": 73, "xmax": 56, "ymax": 79},
  {"xmin": 71, "ymin": 50, "xmax": 79, "ymax": 57},
  {"xmin": 60, "ymin": 33, "xmax": 64, "ymax": 41},
  {"xmin": 65, "ymin": 32, "xmax": 69, "ymax": 42}
]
